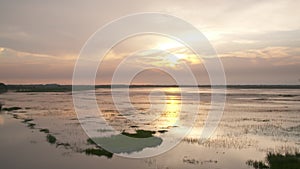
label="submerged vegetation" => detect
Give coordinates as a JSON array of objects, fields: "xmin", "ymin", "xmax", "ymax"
[
  {"xmin": 247, "ymin": 152, "xmax": 300, "ymax": 169},
  {"xmin": 1, "ymin": 87, "xmax": 299, "ymax": 168},
  {"xmin": 3, "ymin": 106, "xmax": 114, "ymax": 159}
]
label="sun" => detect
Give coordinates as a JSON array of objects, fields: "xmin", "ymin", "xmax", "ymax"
[
  {"xmin": 153, "ymin": 40, "xmax": 201, "ymax": 67},
  {"xmin": 155, "ymin": 41, "xmax": 188, "ymax": 66},
  {"xmin": 156, "ymin": 41, "xmax": 183, "ymax": 50},
  {"xmin": 165, "ymin": 54, "xmax": 186, "ymax": 66}
]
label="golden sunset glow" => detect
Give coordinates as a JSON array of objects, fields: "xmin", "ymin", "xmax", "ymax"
[
  {"xmin": 156, "ymin": 41, "xmax": 182, "ymax": 50},
  {"xmin": 164, "ymin": 54, "xmax": 184, "ymax": 67},
  {"xmin": 155, "ymin": 87, "xmax": 182, "ymax": 128},
  {"xmin": 155, "ymin": 97, "xmax": 180, "ymax": 128},
  {"xmin": 0, "ymin": 1, "xmax": 299, "ymax": 168},
  {"xmin": 0, "ymin": 0, "xmax": 299, "ymax": 85}
]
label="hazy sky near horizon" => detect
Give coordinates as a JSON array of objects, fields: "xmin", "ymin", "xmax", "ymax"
[{"xmin": 0, "ymin": 0, "xmax": 299, "ymax": 84}]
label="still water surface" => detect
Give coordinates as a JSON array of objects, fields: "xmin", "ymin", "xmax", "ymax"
[{"xmin": 0, "ymin": 87, "xmax": 299, "ymax": 169}]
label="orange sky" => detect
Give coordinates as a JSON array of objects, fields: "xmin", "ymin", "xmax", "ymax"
[{"xmin": 0, "ymin": 0, "xmax": 299, "ymax": 85}]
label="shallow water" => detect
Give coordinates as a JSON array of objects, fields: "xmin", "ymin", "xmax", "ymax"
[{"xmin": 0, "ymin": 87, "xmax": 299, "ymax": 169}]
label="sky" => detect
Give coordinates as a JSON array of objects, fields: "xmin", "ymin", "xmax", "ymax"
[{"xmin": 0, "ymin": 0, "xmax": 299, "ymax": 85}]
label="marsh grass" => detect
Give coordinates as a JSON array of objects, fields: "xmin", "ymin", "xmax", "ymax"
[{"xmin": 247, "ymin": 152, "xmax": 300, "ymax": 169}]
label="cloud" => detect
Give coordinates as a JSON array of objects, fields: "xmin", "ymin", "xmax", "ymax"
[
  {"xmin": 0, "ymin": 0, "xmax": 299, "ymax": 84},
  {"xmin": 213, "ymin": 29, "xmax": 300, "ymax": 53},
  {"xmin": 1, "ymin": 0, "xmax": 299, "ymax": 56},
  {"xmin": 220, "ymin": 46, "xmax": 300, "ymax": 61},
  {"xmin": 219, "ymin": 56, "xmax": 300, "ymax": 84},
  {"xmin": 0, "ymin": 47, "xmax": 75, "ymax": 83}
]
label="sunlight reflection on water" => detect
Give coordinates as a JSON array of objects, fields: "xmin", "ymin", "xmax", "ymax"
[{"xmin": 0, "ymin": 87, "xmax": 299, "ymax": 169}]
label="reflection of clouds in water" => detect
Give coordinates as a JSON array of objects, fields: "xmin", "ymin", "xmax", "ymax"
[{"xmin": 0, "ymin": 115, "xmax": 4, "ymax": 125}]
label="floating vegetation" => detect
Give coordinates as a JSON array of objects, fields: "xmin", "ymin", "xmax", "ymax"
[
  {"xmin": 56, "ymin": 142, "xmax": 71, "ymax": 149},
  {"xmin": 22, "ymin": 118, "xmax": 33, "ymax": 123},
  {"xmin": 84, "ymin": 138, "xmax": 113, "ymax": 158},
  {"xmin": 91, "ymin": 130, "xmax": 162, "ymax": 154},
  {"xmin": 39, "ymin": 128, "xmax": 50, "ymax": 133},
  {"xmin": 46, "ymin": 134, "xmax": 57, "ymax": 144},
  {"xmin": 246, "ymin": 152, "xmax": 300, "ymax": 169},
  {"xmin": 122, "ymin": 130, "xmax": 156, "ymax": 138},
  {"xmin": 278, "ymin": 94, "xmax": 297, "ymax": 97},
  {"xmin": 158, "ymin": 130, "xmax": 168, "ymax": 133},
  {"xmin": 183, "ymin": 156, "xmax": 218, "ymax": 165},
  {"xmin": 27, "ymin": 123, "xmax": 36, "ymax": 129},
  {"xmin": 2, "ymin": 107, "xmax": 22, "ymax": 111},
  {"xmin": 12, "ymin": 114, "xmax": 20, "ymax": 119},
  {"xmin": 20, "ymin": 118, "xmax": 36, "ymax": 129},
  {"xmin": 87, "ymin": 138, "xmax": 96, "ymax": 145},
  {"xmin": 183, "ymin": 156, "xmax": 199, "ymax": 165},
  {"xmin": 2, "ymin": 105, "xmax": 115, "ymax": 159},
  {"xmin": 84, "ymin": 148, "xmax": 113, "ymax": 158},
  {"xmin": 246, "ymin": 160, "xmax": 269, "ymax": 169}
]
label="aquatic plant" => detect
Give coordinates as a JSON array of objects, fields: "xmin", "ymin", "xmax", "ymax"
[
  {"xmin": 27, "ymin": 123, "xmax": 36, "ymax": 129},
  {"xmin": 267, "ymin": 152, "xmax": 300, "ymax": 169},
  {"xmin": 87, "ymin": 138, "xmax": 96, "ymax": 145},
  {"xmin": 2, "ymin": 107, "xmax": 22, "ymax": 111},
  {"xmin": 246, "ymin": 152, "xmax": 300, "ymax": 169},
  {"xmin": 84, "ymin": 148, "xmax": 113, "ymax": 158},
  {"xmin": 40, "ymin": 129, "xmax": 50, "ymax": 133},
  {"xmin": 246, "ymin": 160, "xmax": 269, "ymax": 169},
  {"xmin": 121, "ymin": 130, "xmax": 156, "ymax": 138},
  {"xmin": 56, "ymin": 142, "xmax": 71, "ymax": 149},
  {"xmin": 46, "ymin": 134, "xmax": 57, "ymax": 144},
  {"xmin": 22, "ymin": 118, "xmax": 33, "ymax": 123},
  {"xmin": 91, "ymin": 130, "xmax": 162, "ymax": 154}
]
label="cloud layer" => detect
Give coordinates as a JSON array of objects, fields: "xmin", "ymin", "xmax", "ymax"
[{"xmin": 0, "ymin": 0, "xmax": 299, "ymax": 84}]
